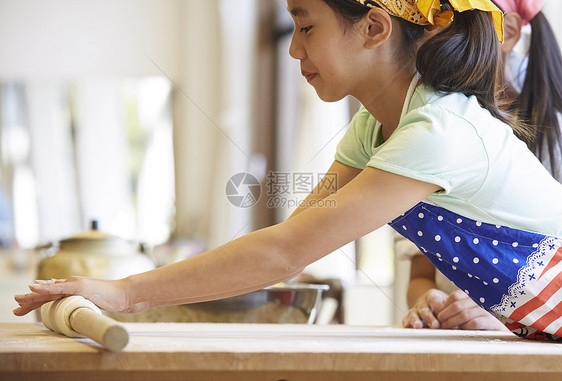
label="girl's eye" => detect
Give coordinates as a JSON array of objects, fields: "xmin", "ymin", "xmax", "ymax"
[{"xmin": 300, "ymin": 26, "xmax": 312, "ymax": 34}]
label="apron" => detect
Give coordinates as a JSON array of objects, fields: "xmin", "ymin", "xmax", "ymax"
[{"xmin": 390, "ymin": 76, "xmax": 562, "ymax": 341}]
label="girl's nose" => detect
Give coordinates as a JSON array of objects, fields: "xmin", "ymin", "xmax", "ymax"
[{"xmin": 289, "ymin": 32, "xmax": 306, "ymax": 60}]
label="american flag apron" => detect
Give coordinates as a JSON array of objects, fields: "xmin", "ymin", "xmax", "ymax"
[{"xmin": 390, "ymin": 201, "xmax": 562, "ymax": 341}]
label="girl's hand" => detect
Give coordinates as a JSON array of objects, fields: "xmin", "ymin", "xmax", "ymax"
[
  {"xmin": 402, "ymin": 288, "xmax": 447, "ymax": 329},
  {"xmin": 13, "ymin": 276, "xmax": 148, "ymax": 316},
  {"xmin": 436, "ymin": 290, "xmax": 508, "ymax": 331}
]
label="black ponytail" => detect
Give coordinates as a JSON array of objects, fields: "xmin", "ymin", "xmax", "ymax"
[
  {"xmin": 322, "ymin": 0, "xmax": 529, "ymax": 139},
  {"xmin": 416, "ymin": 7, "xmax": 529, "ymax": 139},
  {"xmin": 515, "ymin": 12, "xmax": 562, "ymax": 180}
]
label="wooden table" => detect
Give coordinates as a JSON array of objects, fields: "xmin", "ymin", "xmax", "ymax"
[{"xmin": 1, "ymin": 322, "xmax": 562, "ymax": 380}]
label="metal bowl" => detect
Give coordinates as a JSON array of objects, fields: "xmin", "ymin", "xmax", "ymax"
[{"xmin": 106, "ymin": 283, "xmax": 329, "ymax": 324}]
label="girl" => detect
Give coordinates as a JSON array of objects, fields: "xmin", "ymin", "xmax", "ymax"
[
  {"xmin": 404, "ymin": 0, "xmax": 562, "ymax": 333},
  {"xmin": 14, "ymin": 0, "xmax": 562, "ymax": 341}
]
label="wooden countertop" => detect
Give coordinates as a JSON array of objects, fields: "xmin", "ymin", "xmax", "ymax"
[{"xmin": 1, "ymin": 322, "xmax": 562, "ymax": 381}]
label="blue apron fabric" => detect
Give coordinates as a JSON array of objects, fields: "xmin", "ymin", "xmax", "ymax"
[{"xmin": 390, "ymin": 201, "xmax": 562, "ymax": 341}]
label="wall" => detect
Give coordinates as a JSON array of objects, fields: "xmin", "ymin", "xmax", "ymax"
[{"xmin": 0, "ymin": 0, "xmax": 181, "ymax": 79}]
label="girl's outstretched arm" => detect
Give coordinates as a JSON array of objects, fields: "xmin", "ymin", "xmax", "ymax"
[
  {"xmin": 289, "ymin": 160, "xmax": 362, "ymax": 218},
  {"xmin": 14, "ymin": 167, "xmax": 440, "ymax": 316}
]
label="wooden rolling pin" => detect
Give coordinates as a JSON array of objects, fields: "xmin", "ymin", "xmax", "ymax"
[{"xmin": 40, "ymin": 295, "xmax": 129, "ymax": 351}]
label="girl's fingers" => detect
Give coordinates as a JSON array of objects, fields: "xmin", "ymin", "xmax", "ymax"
[
  {"xmin": 404, "ymin": 289, "xmax": 449, "ymax": 330},
  {"xmin": 425, "ymin": 290, "xmax": 447, "ymax": 315},
  {"xmin": 442, "ymin": 305, "xmax": 506, "ymax": 331},
  {"xmin": 29, "ymin": 283, "xmax": 52, "ymax": 293},
  {"xmin": 15, "ymin": 292, "xmax": 65, "ymax": 305},
  {"xmin": 443, "ymin": 289, "xmax": 471, "ymax": 308},
  {"xmin": 33, "ymin": 279, "xmax": 62, "ymax": 285},
  {"xmin": 14, "ymin": 301, "xmax": 51, "ymax": 316},
  {"xmin": 402, "ymin": 313, "xmax": 413, "ymax": 328},
  {"xmin": 403, "ymin": 310, "xmax": 424, "ymax": 329},
  {"xmin": 427, "ymin": 297, "xmax": 445, "ymax": 316},
  {"xmin": 437, "ymin": 297, "xmax": 475, "ymax": 322},
  {"xmin": 439, "ymin": 306, "xmax": 485, "ymax": 329},
  {"xmin": 15, "ymin": 277, "xmax": 127, "ymax": 315},
  {"xmin": 13, "ymin": 293, "xmax": 66, "ymax": 316},
  {"xmin": 15, "ymin": 286, "xmax": 69, "ymax": 309},
  {"xmin": 417, "ymin": 306, "xmax": 440, "ymax": 329},
  {"xmin": 458, "ymin": 316, "xmax": 505, "ymax": 331},
  {"xmin": 34, "ymin": 279, "xmax": 52, "ymax": 285},
  {"xmin": 13, "ymin": 301, "xmax": 45, "ymax": 316},
  {"xmin": 402, "ymin": 315, "xmax": 411, "ymax": 328},
  {"xmin": 29, "ymin": 280, "xmax": 78, "ymax": 296}
]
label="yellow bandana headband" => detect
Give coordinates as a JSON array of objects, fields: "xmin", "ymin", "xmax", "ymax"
[{"xmin": 354, "ymin": 0, "xmax": 504, "ymax": 43}]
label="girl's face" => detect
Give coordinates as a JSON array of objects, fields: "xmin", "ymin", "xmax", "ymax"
[{"xmin": 287, "ymin": 0, "xmax": 366, "ymax": 102}]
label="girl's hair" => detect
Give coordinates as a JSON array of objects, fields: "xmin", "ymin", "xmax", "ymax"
[
  {"xmin": 322, "ymin": 0, "xmax": 530, "ymax": 140},
  {"xmin": 515, "ymin": 12, "xmax": 562, "ymax": 179}
]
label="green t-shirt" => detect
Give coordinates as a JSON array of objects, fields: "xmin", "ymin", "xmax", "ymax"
[{"xmin": 335, "ymin": 84, "xmax": 562, "ymax": 237}]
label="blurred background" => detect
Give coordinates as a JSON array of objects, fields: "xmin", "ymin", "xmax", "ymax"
[{"xmin": 0, "ymin": 0, "xmax": 560, "ymax": 325}]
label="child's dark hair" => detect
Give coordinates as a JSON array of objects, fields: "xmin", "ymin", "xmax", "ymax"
[
  {"xmin": 322, "ymin": 0, "xmax": 530, "ymax": 140},
  {"xmin": 322, "ymin": 0, "xmax": 424, "ymax": 63},
  {"xmin": 515, "ymin": 12, "xmax": 562, "ymax": 180}
]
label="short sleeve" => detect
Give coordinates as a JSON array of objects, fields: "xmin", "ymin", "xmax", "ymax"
[
  {"xmin": 334, "ymin": 107, "xmax": 375, "ymax": 170},
  {"xmin": 367, "ymin": 105, "xmax": 490, "ymax": 198}
]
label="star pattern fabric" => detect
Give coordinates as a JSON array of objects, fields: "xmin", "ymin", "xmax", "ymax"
[{"xmin": 390, "ymin": 201, "xmax": 562, "ymax": 341}]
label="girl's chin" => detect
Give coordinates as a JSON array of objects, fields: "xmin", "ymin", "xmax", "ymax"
[{"xmin": 314, "ymin": 89, "xmax": 347, "ymax": 103}]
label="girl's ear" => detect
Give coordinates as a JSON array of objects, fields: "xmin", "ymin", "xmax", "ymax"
[
  {"xmin": 501, "ymin": 12, "xmax": 522, "ymax": 53},
  {"xmin": 362, "ymin": 8, "xmax": 392, "ymax": 49}
]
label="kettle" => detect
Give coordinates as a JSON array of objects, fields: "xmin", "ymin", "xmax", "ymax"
[{"xmin": 37, "ymin": 220, "xmax": 155, "ymax": 281}]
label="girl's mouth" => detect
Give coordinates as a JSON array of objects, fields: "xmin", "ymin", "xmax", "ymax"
[{"xmin": 302, "ymin": 72, "xmax": 317, "ymax": 82}]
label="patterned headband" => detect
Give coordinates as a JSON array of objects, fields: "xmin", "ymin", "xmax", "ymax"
[{"xmin": 355, "ymin": 0, "xmax": 504, "ymax": 43}]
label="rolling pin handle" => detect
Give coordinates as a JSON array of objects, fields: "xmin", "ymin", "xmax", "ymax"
[{"xmin": 69, "ymin": 307, "xmax": 129, "ymax": 351}]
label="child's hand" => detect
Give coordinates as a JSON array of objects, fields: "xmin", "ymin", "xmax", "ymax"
[
  {"xmin": 13, "ymin": 276, "xmax": 145, "ymax": 316},
  {"xmin": 402, "ymin": 288, "xmax": 447, "ymax": 329},
  {"xmin": 436, "ymin": 290, "xmax": 507, "ymax": 331}
]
